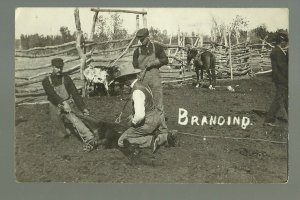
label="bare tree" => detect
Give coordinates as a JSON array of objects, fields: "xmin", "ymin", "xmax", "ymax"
[
  {"xmin": 211, "ymin": 17, "xmax": 227, "ymax": 45},
  {"xmin": 211, "ymin": 15, "xmax": 248, "ymax": 46},
  {"xmin": 108, "ymin": 13, "xmax": 127, "ymax": 40},
  {"xmin": 95, "ymin": 15, "xmax": 109, "ymax": 42},
  {"xmin": 228, "ymin": 15, "xmax": 248, "ymax": 44}
]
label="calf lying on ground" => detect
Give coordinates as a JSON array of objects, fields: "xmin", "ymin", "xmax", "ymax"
[
  {"xmin": 187, "ymin": 48, "xmax": 216, "ymax": 89},
  {"xmin": 76, "ymin": 113, "xmax": 122, "ymax": 149}
]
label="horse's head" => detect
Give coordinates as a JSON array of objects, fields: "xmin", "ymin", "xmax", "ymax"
[
  {"xmin": 187, "ymin": 48, "xmax": 198, "ymax": 63},
  {"xmin": 189, "ymin": 48, "xmax": 198, "ymax": 58}
]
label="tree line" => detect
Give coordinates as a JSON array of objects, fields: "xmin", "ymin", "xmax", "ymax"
[
  {"xmin": 209, "ymin": 15, "xmax": 288, "ymax": 46},
  {"xmin": 18, "ymin": 27, "xmax": 75, "ymax": 50},
  {"xmin": 16, "ymin": 13, "xmax": 287, "ymax": 50}
]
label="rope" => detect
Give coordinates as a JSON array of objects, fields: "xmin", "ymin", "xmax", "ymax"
[
  {"xmin": 107, "ymin": 33, "xmax": 137, "ymax": 68},
  {"xmin": 114, "ymin": 66, "xmax": 148, "ymax": 123},
  {"xmin": 114, "ymin": 96, "xmax": 131, "ymax": 123},
  {"xmin": 176, "ymin": 130, "xmax": 287, "ymax": 144}
]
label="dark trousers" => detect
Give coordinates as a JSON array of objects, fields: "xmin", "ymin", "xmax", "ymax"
[{"xmin": 265, "ymin": 84, "xmax": 288, "ymax": 122}]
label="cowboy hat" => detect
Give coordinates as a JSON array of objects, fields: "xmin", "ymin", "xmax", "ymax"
[{"xmin": 111, "ymin": 64, "xmax": 141, "ymax": 83}]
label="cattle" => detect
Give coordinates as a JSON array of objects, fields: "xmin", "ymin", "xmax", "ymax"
[
  {"xmin": 83, "ymin": 65, "xmax": 125, "ymax": 97},
  {"xmin": 187, "ymin": 48, "xmax": 216, "ymax": 89},
  {"xmin": 76, "ymin": 113, "xmax": 122, "ymax": 149},
  {"xmin": 83, "ymin": 66, "xmax": 110, "ymax": 96}
]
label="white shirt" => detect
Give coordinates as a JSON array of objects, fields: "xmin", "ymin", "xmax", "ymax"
[{"xmin": 130, "ymin": 79, "xmax": 146, "ymax": 125}]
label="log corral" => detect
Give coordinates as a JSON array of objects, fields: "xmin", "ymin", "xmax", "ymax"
[{"xmin": 15, "ymin": 8, "xmax": 274, "ymax": 105}]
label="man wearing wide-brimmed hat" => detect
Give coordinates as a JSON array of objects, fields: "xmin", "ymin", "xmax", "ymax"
[
  {"xmin": 113, "ymin": 64, "xmax": 176, "ymax": 161},
  {"xmin": 42, "ymin": 58, "xmax": 99, "ymax": 151},
  {"xmin": 264, "ymin": 30, "xmax": 289, "ymax": 126},
  {"xmin": 133, "ymin": 28, "xmax": 169, "ymax": 135}
]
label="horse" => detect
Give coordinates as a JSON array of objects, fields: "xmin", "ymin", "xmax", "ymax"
[{"xmin": 187, "ymin": 48, "xmax": 216, "ymax": 89}]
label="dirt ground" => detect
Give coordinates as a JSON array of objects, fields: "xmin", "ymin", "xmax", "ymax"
[{"xmin": 15, "ymin": 75, "xmax": 288, "ymax": 183}]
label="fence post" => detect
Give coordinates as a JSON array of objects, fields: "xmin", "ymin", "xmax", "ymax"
[
  {"xmin": 200, "ymin": 35, "xmax": 203, "ymax": 47},
  {"xmin": 228, "ymin": 31, "xmax": 233, "ymax": 80},
  {"xmin": 246, "ymin": 30, "xmax": 250, "ymax": 43},
  {"xmin": 142, "ymin": 11, "xmax": 147, "ymax": 28},
  {"xmin": 223, "ymin": 29, "xmax": 228, "ymax": 46},
  {"xmin": 136, "ymin": 15, "xmax": 140, "ymax": 31},
  {"xmin": 74, "ymin": 8, "xmax": 87, "ymax": 97},
  {"xmin": 261, "ymin": 36, "xmax": 267, "ymax": 59},
  {"xmin": 168, "ymin": 33, "xmax": 173, "ymax": 60},
  {"xmin": 90, "ymin": 11, "xmax": 99, "ymax": 40}
]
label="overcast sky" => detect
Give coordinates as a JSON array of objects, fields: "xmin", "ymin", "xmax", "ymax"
[{"xmin": 15, "ymin": 8, "xmax": 288, "ymax": 39}]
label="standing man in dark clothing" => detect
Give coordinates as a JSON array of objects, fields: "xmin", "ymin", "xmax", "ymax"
[
  {"xmin": 132, "ymin": 28, "xmax": 169, "ymax": 135},
  {"xmin": 42, "ymin": 58, "xmax": 98, "ymax": 151},
  {"xmin": 264, "ymin": 31, "xmax": 289, "ymax": 126}
]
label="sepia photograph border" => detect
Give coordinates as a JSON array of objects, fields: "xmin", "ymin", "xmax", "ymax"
[{"xmin": 1, "ymin": 0, "xmax": 300, "ymax": 199}]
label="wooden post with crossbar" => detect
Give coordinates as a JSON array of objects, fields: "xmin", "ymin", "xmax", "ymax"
[
  {"xmin": 136, "ymin": 15, "xmax": 140, "ymax": 31},
  {"xmin": 90, "ymin": 11, "xmax": 99, "ymax": 40},
  {"xmin": 142, "ymin": 9, "xmax": 147, "ymax": 28},
  {"xmin": 74, "ymin": 8, "xmax": 88, "ymax": 97}
]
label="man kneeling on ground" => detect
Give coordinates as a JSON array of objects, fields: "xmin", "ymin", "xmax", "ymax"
[{"xmin": 112, "ymin": 64, "xmax": 177, "ymax": 162}]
